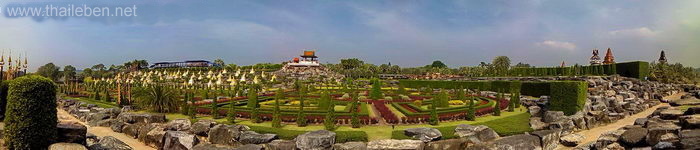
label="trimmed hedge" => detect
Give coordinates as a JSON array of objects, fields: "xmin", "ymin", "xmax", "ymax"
[
  {"xmin": 399, "ymin": 80, "xmax": 492, "ymax": 91},
  {"xmin": 520, "ymin": 82, "xmax": 551, "ymax": 97},
  {"xmin": 4, "ymin": 75, "xmax": 58, "ymax": 150},
  {"xmin": 615, "ymin": 61, "xmax": 649, "ymax": 80},
  {"xmin": 248, "ymin": 126, "xmax": 368, "ymax": 142},
  {"xmin": 548, "ymin": 81, "xmax": 588, "ymax": 115}
]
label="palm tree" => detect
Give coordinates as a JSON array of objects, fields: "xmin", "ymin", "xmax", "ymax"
[{"xmin": 133, "ymin": 84, "xmax": 180, "ymax": 113}]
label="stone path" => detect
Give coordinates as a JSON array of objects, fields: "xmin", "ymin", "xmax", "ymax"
[
  {"xmin": 555, "ymin": 92, "xmax": 684, "ymax": 150},
  {"xmin": 57, "ymin": 108, "xmax": 155, "ymax": 150}
]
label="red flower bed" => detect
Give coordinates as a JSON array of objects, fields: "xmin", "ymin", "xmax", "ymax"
[{"xmin": 369, "ymin": 100, "xmax": 399, "ymax": 124}]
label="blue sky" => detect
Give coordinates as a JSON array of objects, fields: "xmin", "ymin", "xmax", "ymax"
[{"xmin": 1, "ymin": 0, "xmax": 699, "ymax": 71}]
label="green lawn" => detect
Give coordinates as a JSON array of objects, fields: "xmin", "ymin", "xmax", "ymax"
[{"xmin": 63, "ymin": 96, "xmax": 118, "ymax": 108}]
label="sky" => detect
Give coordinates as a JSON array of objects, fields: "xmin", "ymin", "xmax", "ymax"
[{"xmin": 1, "ymin": 0, "xmax": 699, "ymax": 72}]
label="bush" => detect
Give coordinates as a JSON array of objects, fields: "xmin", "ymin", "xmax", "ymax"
[
  {"xmin": 521, "ymin": 82, "xmax": 550, "ymax": 97},
  {"xmin": 0, "ymin": 81, "xmax": 10, "ymax": 120},
  {"xmin": 548, "ymin": 81, "xmax": 588, "ymax": 115},
  {"xmin": 4, "ymin": 75, "xmax": 58, "ymax": 149},
  {"xmin": 248, "ymin": 126, "xmax": 368, "ymax": 142},
  {"xmin": 616, "ymin": 61, "xmax": 649, "ymax": 80},
  {"xmin": 369, "ymin": 78, "xmax": 383, "ymax": 100}
]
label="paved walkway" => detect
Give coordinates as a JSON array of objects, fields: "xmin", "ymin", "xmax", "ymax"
[
  {"xmin": 57, "ymin": 108, "xmax": 155, "ymax": 150},
  {"xmin": 555, "ymin": 92, "xmax": 684, "ymax": 150}
]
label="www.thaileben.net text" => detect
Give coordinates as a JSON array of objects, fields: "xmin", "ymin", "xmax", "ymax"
[{"xmin": 1, "ymin": 4, "xmax": 137, "ymax": 17}]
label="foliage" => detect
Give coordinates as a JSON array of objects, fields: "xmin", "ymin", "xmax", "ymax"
[
  {"xmin": 548, "ymin": 81, "xmax": 588, "ymax": 115},
  {"xmin": 455, "ymin": 88, "xmax": 466, "ymax": 101},
  {"xmin": 133, "ymin": 84, "xmax": 181, "ymax": 113},
  {"xmin": 492, "ymin": 56, "xmax": 511, "ymax": 76},
  {"xmin": 493, "ymin": 94, "xmax": 501, "ymax": 116},
  {"xmin": 369, "ymin": 78, "xmax": 383, "ymax": 100},
  {"xmin": 650, "ymin": 62, "xmax": 698, "ymax": 84},
  {"xmin": 392, "ymin": 112, "xmax": 532, "ymax": 139},
  {"xmin": 37, "ymin": 62, "xmax": 61, "ymax": 81},
  {"xmin": 211, "ymin": 91, "xmax": 220, "ymax": 119},
  {"xmin": 429, "ymin": 104, "xmax": 439, "ymax": 125},
  {"xmin": 429, "ymin": 60, "xmax": 448, "ymax": 68},
  {"xmin": 0, "ymin": 81, "xmax": 9, "ymax": 120},
  {"xmin": 272, "ymin": 91, "xmax": 283, "ymax": 128},
  {"xmin": 63, "ymin": 65, "xmax": 77, "ymax": 81},
  {"xmin": 465, "ymin": 97, "xmax": 476, "ymax": 121},
  {"xmin": 4, "ymin": 75, "xmax": 58, "ymax": 150},
  {"xmin": 434, "ymin": 90, "xmax": 449, "ymax": 108},
  {"xmin": 350, "ymin": 92, "xmax": 361, "ymax": 128},
  {"xmin": 189, "ymin": 92, "xmax": 198, "ymax": 119},
  {"xmin": 248, "ymin": 126, "xmax": 368, "ymax": 142},
  {"xmin": 323, "ymin": 96, "xmax": 336, "ymax": 131},
  {"xmin": 396, "ymin": 84, "xmax": 407, "ymax": 95},
  {"xmin": 318, "ymin": 91, "xmax": 331, "ymax": 110}
]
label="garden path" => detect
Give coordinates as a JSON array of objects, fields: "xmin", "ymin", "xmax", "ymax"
[
  {"xmin": 555, "ymin": 92, "xmax": 684, "ymax": 150},
  {"xmin": 57, "ymin": 108, "xmax": 155, "ymax": 150}
]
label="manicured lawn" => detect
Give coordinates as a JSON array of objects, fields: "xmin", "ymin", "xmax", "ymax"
[{"xmin": 63, "ymin": 96, "xmax": 118, "ymax": 108}]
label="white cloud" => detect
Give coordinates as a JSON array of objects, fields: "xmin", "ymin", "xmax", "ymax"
[
  {"xmin": 608, "ymin": 27, "xmax": 658, "ymax": 38},
  {"xmin": 535, "ymin": 40, "xmax": 577, "ymax": 51}
]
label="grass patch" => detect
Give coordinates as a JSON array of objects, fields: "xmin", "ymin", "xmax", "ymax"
[
  {"xmin": 63, "ymin": 96, "xmax": 118, "ymax": 108},
  {"xmin": 391, "ymin": 107, "xmax": 532, "ymax": 139}
]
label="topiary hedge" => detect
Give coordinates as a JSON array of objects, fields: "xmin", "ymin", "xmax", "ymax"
[
  {"xmin": 520, "ymin": 82, "xmax": 551, "ymax": 97},
  {"xmin": 4, "ymin": 75, "xmax": 58, "ymax": 149},
  {"xmin": 615, "ymin": 61, "xmax": 649, "ymax": 80},
  {"xmin": 548, "ymin": 81, "xmax": 587, "ymax": 115},
  {"xmin": 248, "ymin": 126, "xmax": 368, "ymax": 142}
]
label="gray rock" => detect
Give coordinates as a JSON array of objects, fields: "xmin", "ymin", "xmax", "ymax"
[
  {"xmin": 543, "ymin": 111, "xmax": 565, "ymax": 123},
  {"xmin": 646, "ymin": 122, "xmax": 681, "ymax": 146},
  {"xmin": 454, "ymin": 124, "xmax": 499, "ymax": 143},
  {"xmin": 333, "ymin": 142, "xmax": 367, "ymax": 150},
  {"xmin": 570, "ymin": 112, "xmax": 587, "ymax": 130},
  {"xmin": 295, "ymin": 130, "xmax": 336, "ymax": 150},
  {"xmin": 94, "ymin": 119, "xmax": 117, "ymax": 127},
  {"xmin": 367, "ymin": 139, "xmax": 425, "ymax": 150},
  {"xmin": 573, "ymin": 141, "xmax": 594, "ymax": 150},
  {"xmin": 634, "ymin": 118, "xmax": 648, "ymax": 126},
  {"xmin": 263, "ymin": 140, "xmax": 296, "ymax": 150},
  {"xmin": 659, "ymin": 109, "xmax": 684, "ymax": 120},
  {"xmin": 137, "ymin": 123, "xmax": 163, "ymax": 144},
  {"xmin": 680, "ymin": 129, "xmax": 700, "ymax": 150},
  {"xmin": 122, "ymin": 123, "xmax": 143, "ymax": 138},
  {"xmin": 163, "ymin": 131, "xmax": 200, "ymax": 150},
  {"xmin": 684, "ymin": 107, "xmax": 700, "ymax": 115},
  {"xmin": 595, "ymin": 130, "xmax": 625, "ymax": 149},
  {"xmin": 116, "ymin": 112, "xmax": 166, "ymax": 124},
  {"xmin": 49, "ymin": 143, "xmax": 87, "ymax": 150},
  {"xmin": 191, "ymin": 119, "xmax": 218, "ymax": 136},
  {"xmin": 239, "ymin": 131, "xmax": 278, "ymax": 144},
  {"xmin": 404, "ymin": 127, "xmax": 442, "ymax": 142},
  {"xmin": 680, "ymin": 114, "xmax": 700, "ymax": 129},
  {"xmin": 530, "ymin": 117, "xmax": 548, "ymax": 130},
  {"xmin": 560, "ymin": 133, "xmax": 584, "ymax": 147},
  {"xmin": 620, "ymin": 127, "xmax": 648, "ymax": 147},
  {"xmin": 88, "ymin": 136, "xmax": 133, "ymax": 150},
  {"xmin": 492, "ymin": 134, "xmax": 542, "ymax": 150},
  {"xmin": 208, "ymin": 124, "xmax": 249, "ymax": 146},
  {"xmin": 605, "ymin": 142, "xmax": 625, "ymax": 150},
  {"xmin": 530, "ymin": 129, "xmax": 561, "ymax": 150},
  {"xmin": 234, "ymin": 144, "xmax": 263, "ymax": 150},
  {"xmin": 529, "ymin": 106, "xmax": 542, "ymax": 117},
  {"xmin": 166, "ymin": 119, "xmax": 192, "ymax": 131},
  {"xmin": 110, "ymin": 121, "xmax": 126, "ymax": 133},
  {"xmin": 144, "ymin": 126, "xmax": 167, "ymax": 148},
  {"xmin": 424, "ymin": 139, "xmax": 467, "ymax": 150},
  {"xmin": 57, "ymin": 122, "xmax": 88, "ymax": 145},
  {"xmin": 652, "ymin": 142, "xmax": 675, "ymax": 150},
  {"xmin": 192, "ymin": 143, "xmax": 236, "ymax": 150}
]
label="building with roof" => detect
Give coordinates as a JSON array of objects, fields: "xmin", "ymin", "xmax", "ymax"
[{"xmin": 149, "ymin": 60, "xmax": 221, "ymax": 69}]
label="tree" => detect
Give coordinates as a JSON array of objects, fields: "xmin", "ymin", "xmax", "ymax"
[
  {"xmin": 397, "ymin": 84, "xmax": 408, "ymax": 95},
  {"xmin": 340, "ymin": 58, "xmax": 364, "ymax": 70},
  {"xmin": 493, "ymin": 94, "xmax": 502, "ymax": 116},
  {"xmin": 249, "ymin": 87, "xmax": 260, "ymax": 123},
  {"xmin": 430, "ymin": 60, "xmax": 447, "ymax": 68},
  {"xmin": 214, "ymin": 59, "xmax": 226, "ymax": 67},
  {"xmin": 456, "ymin": 88, "xmax": 466, "ymax": 102},
  {"xmin": 36, "ymin": 63, "xmax": 61, "ymax": 81},
  {"xmin": 271, "ymin": 91, "xmax": 283, "ymax": 128},
  {"xmin": 63, "ymin": 65, "xmax": 77, "ymax": 81},
  {"xmin": 465, "ymin": 96, "xmax": 476, "ymax": 121},
  {"xmin": 103, "ymin": 86, "xmax": 111, "ymax": 102},
  {"xmin": 211, "ymin": 90, "xmax": 220, "ymax": 119},
  {"xmin": 369, "ymin": 78, "xmax": 383, "ymax": 100},
  {"xmin": 514, "ymin": 62, "xmax": 531, "ymax": 68},
  {"xmin": 296, "ymin": 82, "xmax": 308, "ymax": 127},
  {"xmin": 492, "ymin": 56, "xmax": 511, "ymax": 76},
  {"xmin": 429, "ymin": 104, "xmax": 439, "ymax": 125},
  {"xmin": 91, "ymin": 64, "xmax": 106, "ymax": 78},
  {"xmin": 4, "ymin": 75, "xmax": 58, "ymax": 150},
  {"xmin": 434, "ymin": 89, "xmax": 449, "ymax": 108},
  {"xmin": 189, "ymin": 92, "xmax": 198, "ymax": 119},
  {"xmin": 80, "ymin": 68, "xmax": 93, "ymax": 79},
  {"xmin": 323, "ymin": 96, "xmax": 336, "ymax": 130},
  {"xmin": 350, "ymin": 92, "xmax": 361, "ymax": 128},
  {"xmin": 507, "ymin": 92, "xmax": 515, "ymax": 112},
  {"xmin": 133, "ymin": 84, "xmax": 180, "ymax": 113}
]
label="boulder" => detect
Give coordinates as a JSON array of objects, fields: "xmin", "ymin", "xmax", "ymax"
[
  {"xmin": 144, "ymin": 126, "xmax": 167, "ymax": 148},
  {"xmin": 122, "ymin": 123, "xmax": 143, "ymax": 138},
  {"xmin": 166, "ymin": 119, "xmax": 192, "ymax": 131},
  {"xmin": 646, "ymin": 122, "xmax": 681, "ymax": 146},
  {"xmin": 263, "ymin": 140, "xmax": 296, "ymax": 150},
  {"xmin": 492, "ymin": 134, "xmax": 541, "ymax": 150},
  {"xmin": 208, "ymin": 124, "xmax": 249, "ymax": 146},
  {"xmin": 367, "ymin": 139, "xmax": 425, "ymax": 150},
  {"xmin": 680, "ymin": 114, "xmax": 700, "ymax": 129},
  {"xmin": 659, "ymin": 109, "xmax": 684, "ymax": 120},
  {"xmin": 95, "ymin": 119, "xmax": 118, "ymax": 127},
  {"xmin": 570, "ymin": 112, "xmax": 587, "ymax": 130},
  {"xmin": 634, "ymin": 118, "xmax": 648, "ymax": 126},
  {"xmin": 333, "ymin": 142, "xmax": 367, "ymax": 150},
  {"xmin": 192, "ymin": 143, "xmax": 236, "ymax": 150},
  {"xmin": 88, "ymin": 136, "xmax": 133, "ymax": 150},
  {"xmin": 543, "ymin": 111, "xmax": 565, "ymax": 123},
  {"xmin": 454, "ymin": 124, "xmax": 499, "ymax": 143},
  {"xmin": 234, "ymin": 144, "xmax": 263, "ymax": 150},
  {"xmin": 191, "ymin": 119, "xmax": 218, "ymax": 136},
  {"xmin": 404, "ymin": 127, "xmax": 442, "ymax": 142},
  {"xmin": 424, "ymin": 139, "xmax": 468, "ymax": 150},
  {"xmin": 116, "ymin": 112, "xmax": 166, "ymax": 124},
  {"xmin": 684, "ymin": 107, "xmax": 700, "ymax": 115},
  {"xmin": 239, "ymin": 131, "xmax": 278, "ymax": 144},
  {"xmin": 605, "ymin": 142, "xmax": 625, "ymax": 150},
  {"xmin": 137, "ymin": 123, "xmax": 163, "ymax": 144},
  {"xmin": 111, "ymin": 121, "xmax": 126, "ymax": 133},
  {"xmin": 49, "ymin": 143, "xmax": 87, "ymax": 150},
  {"xmin": 531, "ymin": 129, "xmax": 561, "ymax": 150},
  {"xmin": 652, "ymin": 142, "xmax": 676, "ymax": 150},
  {"xmin": 529, "ymin": 106, "xmax": 542, "ymax": 117},
  {"xmin": 573, "ymin": 141, "xmax": 594, "ymax": 150},
  {"xmin": 530, "ymin": 117, "xmax": 548, "ymax": 130},
  {"xmin": 595, "ymin": 130, "xmax": 625, "ymax": 149},
  {"xmin": 163, "ymin": 131, "xmax": 200, "ymax": 150},
  {"xmin": 560, "ymin": 133, "xmax": 584, "ymax": 147},
  {"xmin": 620, "ymin": 127, "xmax": 648, "ymax": 147},
  {"xmin": 670, "ymin": 98, "xmax": 700, "ymax": 106},
  {"xmin": 57, "ymin": 122, "xmax": 87, "ymax": 145},
  {"xmin": 680, "ymin": 129, "xmax": 700, "ymax": 150},
  {"xmin": 295, "ymin": 130, "xmax": 336, "ymax": 150}
]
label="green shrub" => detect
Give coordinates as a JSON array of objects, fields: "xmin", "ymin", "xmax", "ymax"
[
  {"xmin": 4, "ymin": 75, "xmax": 58, "ymax": 149},
  {"xmin": 548, "ymin": 81, "xmax": 588, "ymax": 115},
  {"xmin": 520, "ymin": 82, "xmax": 550, "ymax": 97},
  {"xmin": 616, "ymin": 61, "xmax": 649, "ymax": 80},
  {"xmin": 369, "ymin": 78, "xmax": 382, "ymax": 100},
  {"xmin": 0, "ymin": 80, "xmax": 10, "ymax": 120},
  {"xmin": 248, "ymin": 126, "xmax": 368, "ymax": 142}
]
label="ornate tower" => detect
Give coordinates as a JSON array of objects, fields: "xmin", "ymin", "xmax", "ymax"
[
  {"xmin": 658, "ymin": 50, "xmax": 667, "ymax": 64},
  {"xmin": 603, "ymin": 48, "xmax": 615, "ymax": 64},
  {"xmin": 589, "ymin": 49, "xmax": 602, "ymax": 65}
]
